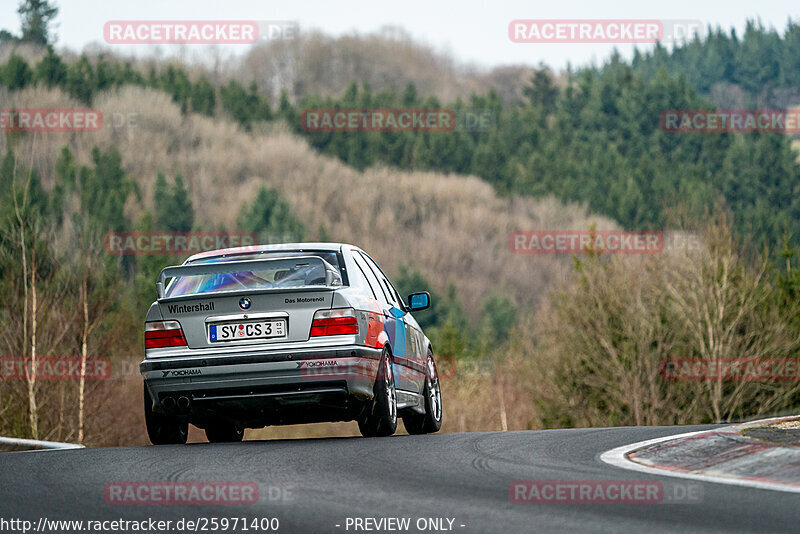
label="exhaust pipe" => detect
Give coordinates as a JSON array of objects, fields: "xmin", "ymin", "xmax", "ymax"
[
  {"xmin": 177, "ymin": 396, "xmax": 191, "ymax": 410},
  {"xmin": 162, "ymin": 396, "xmax": 176, "ymax": 411}
]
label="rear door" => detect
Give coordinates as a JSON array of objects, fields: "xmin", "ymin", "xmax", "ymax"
[{"xmin": 356, "ymin": 252, "xmax": 425, "ymax": 394}]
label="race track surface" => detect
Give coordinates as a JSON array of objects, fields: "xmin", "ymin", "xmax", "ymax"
[{"xmin": 0, "ymin": 425, "xmax": 795, "ymax": 533}]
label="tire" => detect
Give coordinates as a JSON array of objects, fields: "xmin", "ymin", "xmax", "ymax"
[
  {"xmin": 144, "ymin": 384, "xmax": 188, "ymax": 445},
  {"xmin": 402, "ymin": 350, "xmax": 442, "ymax": 435},
  {"xmin": 358, "ymin": 347, "xmax": 397, "ymax": 437},
  {"xmin": 205, "ymin": 420, "xmax": 244, "ymax": 443}
]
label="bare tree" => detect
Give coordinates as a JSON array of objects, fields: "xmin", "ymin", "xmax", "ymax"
[
  {"xmin": 525, "ymin": 218, "xmax": 800, "ymax": 428},
  {"xmin": 11, "ymin": 139, "xmax": 41, "ymax": 439},
  {"xmin": 78, "ymin": 276, "xmax": 88, "ymax": 444}
]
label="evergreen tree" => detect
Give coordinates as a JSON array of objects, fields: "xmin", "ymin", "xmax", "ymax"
[
  {"xmin": 392, "ymin": 266, "xmax": 442, "ymax": 330},
  {"xmin": 2, "ymin": 54, "xmax": 32, "ymax": 89},
  {"xmin": 190, "ymin": 76, "xmax": 216, "ymax": 116},
  {"xmin": 65, "ymin": 55, "xmax": 95, "ymax": 104},
  {"xmin": 17, "ymin": 0, "xmax": 58, "ymax": 46},
  {"xmin": 34, "ymin": 45, "xmax": 67, "ymax": 88},
  {"xmin": 50, "ymin": 146, "xmax": 76, "ymax": 224},
  {"xmin": 75, "ymin": 147, "xmax": 136, "ymax": 233},
  {"xmin": 237, "ymin": 186, "xmax": 305, "ymax": 242},
  {"xmin": 524, "ymin": 68, "xmax": 559, "ymax": 111},
  {"xmin": 154, "ymin": 173, "xmax": 194, "ymax": 232}
]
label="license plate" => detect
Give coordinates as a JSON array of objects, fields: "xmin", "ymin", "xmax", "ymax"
[{"xmin": 208, "ymin": 319, "xmax": 287, "ymax": 342}]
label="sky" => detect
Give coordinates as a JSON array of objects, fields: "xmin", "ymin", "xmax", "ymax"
[{"xmin": 1, "ymin": 0, "xmax": 799, "ymax": 71}]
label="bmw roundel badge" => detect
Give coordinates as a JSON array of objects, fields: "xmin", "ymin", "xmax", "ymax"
[{"xmin": 239, "ymin": 297, "xmax": 251, "ymax": 310}]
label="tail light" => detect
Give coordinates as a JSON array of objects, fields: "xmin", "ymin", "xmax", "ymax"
[
  {"xmin": 145, "ymin": 320, "xmax": 187, "ymax": 348},
  {"xmin": 310, "ymin": 308, "xmax": 359, "ymax": 337}
]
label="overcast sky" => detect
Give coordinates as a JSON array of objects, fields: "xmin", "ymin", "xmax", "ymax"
[{"xmin": 1, "ymin": 0, "xmax": 798, "ymax": 70}]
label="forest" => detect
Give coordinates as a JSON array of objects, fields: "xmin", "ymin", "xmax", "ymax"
[{"xmin": 2, "ymin": 3, "xmax": 800, "ymax": 443}]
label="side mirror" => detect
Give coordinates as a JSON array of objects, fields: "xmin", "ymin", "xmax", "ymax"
[{"xmin": 407, "ymin": 291, "xmax": 430, "ymax": 312}]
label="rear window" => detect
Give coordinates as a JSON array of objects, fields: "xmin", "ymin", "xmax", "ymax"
[{"xmin": 165, "ymin": 251, "xmax": 343, "ymax": 298}]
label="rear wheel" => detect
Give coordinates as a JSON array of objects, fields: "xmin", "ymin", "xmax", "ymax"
[
  {"xmin": 144, "ymin": 384, "xmax": 188, "ymax": 445},
  {"xmin": 358, "ymin": 348, "xmax": 397, "ymax": 437},
  {"xmin": 205, "ymin": 420, "xmax": 244, "ymax": 443},
  {"xmin": 403, "ymin": 350, "xmax": 442, "ymax": 435}
]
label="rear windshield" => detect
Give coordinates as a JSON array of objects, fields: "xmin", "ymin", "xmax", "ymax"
[{"xmin": 164, "ymin": 251, "xmax": 343, "ymax": 298}]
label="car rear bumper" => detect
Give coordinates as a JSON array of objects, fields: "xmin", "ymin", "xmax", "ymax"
[{"xmin": 140, "ymin": 344, "xmax": 383, "ymax": 417}]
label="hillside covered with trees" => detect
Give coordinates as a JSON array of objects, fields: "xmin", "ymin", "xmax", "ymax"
[
  {"xmin": 2, "ymin": 1, "xmax": 800, "ymax": 444},
  {"xmin": 4, "ymin": 20, "xmax": 800, "ymax": 250}
]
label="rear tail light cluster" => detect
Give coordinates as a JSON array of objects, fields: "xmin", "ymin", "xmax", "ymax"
[
  {"xmin": 310, "ymin": 308, "xmax": 359, "ymax": 337},
  {"xmin": 145, "ymin": 320, "xmax": 187, "ymax": 348}
]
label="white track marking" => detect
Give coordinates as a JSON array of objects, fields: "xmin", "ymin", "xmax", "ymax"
[
  {"xmin": 600, "ymin": 417, "xmax": 800, "ymax": 494},
  {"xmin": 0, "ymin": 436, "xmax": 83, "ymax": 452}
]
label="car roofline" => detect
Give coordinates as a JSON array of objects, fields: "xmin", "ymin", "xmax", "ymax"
[{"xmin": 184, "ymin": 242, "xmax": 349, "ymax": 264}]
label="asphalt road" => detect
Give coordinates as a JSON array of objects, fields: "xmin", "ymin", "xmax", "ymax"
[{"xmin": 0, "ymin": 425, "xmax": 796, "ymax": 533}]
